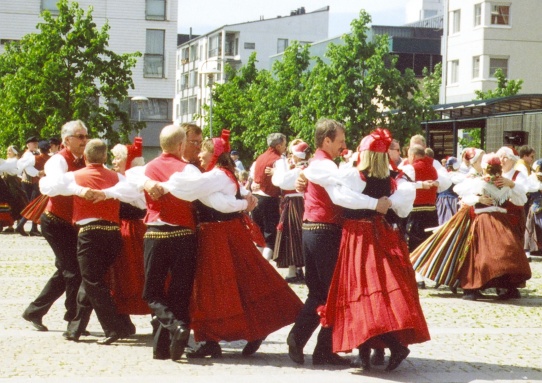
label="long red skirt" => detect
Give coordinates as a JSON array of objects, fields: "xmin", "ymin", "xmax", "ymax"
[
  {"xmin": 325, "ymin": 217, "xmax": 430, "ymax": 353},
  {"xmin": 190, "ymin": 217, "xmax": 303, "ymax": 342},
  {"xmin": 460, "ymin": 211, "xmax": 531, "ymax": 290},
  {"xmin": 107, "ymin": 219, "xmax": 150, "ymax": 315}
]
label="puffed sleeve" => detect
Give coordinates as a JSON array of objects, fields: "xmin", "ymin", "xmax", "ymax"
[
  {"xmin": 199, "ymin": 192, "xmax": 248, "ymax": 213},
  {"xmin": 17, "ymin": 151, "xmax": 38, "ymax": 176},
  {"xmin": 509, "ymin": 181, "xmax": 528, "ymax": 206},
  {"xmin": 39, "ymin": 154, "xmax": 69, "ymax": 196},
  {"xmin": 271, "ymin": 158, "xmax": 299, "ymax": 190},
  {"xmin": 160, "ymin": 166, "xmax": 229, "ymax": 202},
  {"xmin": 103, "ymin": 174, "xmax": 146, "ymax": 208},
  {"xmin": 324, "ymin": 166, "xmax": 378, "ymax": 210},
  {"xmin": 389, "ymin": 177, "xmax": 415, "ymax": 218}
]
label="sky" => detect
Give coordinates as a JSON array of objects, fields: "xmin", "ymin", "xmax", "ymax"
[{"xmin": 177, "ymin": 0, "xmax": 407, "ymax": 38}]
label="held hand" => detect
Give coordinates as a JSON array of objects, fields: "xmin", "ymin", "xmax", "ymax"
[
  {"xmin": 245, "ymin": 195, "xmax": 258, "ymax": 213},
  {"xmin": 90, "ymin": 190, "xmax": 106, "ymax": 203},
  {"xmin": 375, "ymin": 196, "xmax": 392, "ymax": 214},
  {"xmin": 80, "ymin": 187, "xmax": 94, "ymax": 200},
  {"xmin": 264, "ymin": 166, "xmax": 274, "ymax": 176},
  {"xmin": 251, "ymin": 182, "xmax": 261, "ymax": 192},
  {"xmin": 479, "ymin": 195, "xmax": 494, "ymax": 206},
  {"xmin": 295, "ymin": 172, "xmax": 308, "ymax": 193},
  {"xmin": 144, "ymin": 180, "xmax": 165, "ymax": 200}
]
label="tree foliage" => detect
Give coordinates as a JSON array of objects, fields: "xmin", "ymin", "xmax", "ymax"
[
  {"xmin": 210, "ymin": 10, "xmax": 425, "ymax": 160},
  {"xmin": 0, "ymin": 0, "xmax": 140, "ymax": 150},
  {"xmin": 475, "ymin": 68, "xmax": 523, "ymax": 100},
  {"xmin": 415, "ymin": 62, "xmax": 442, "ymax": 121}
]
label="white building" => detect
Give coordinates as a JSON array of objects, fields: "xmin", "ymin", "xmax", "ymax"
[
  {"xmin": 174, "ymin": 6, "xmax": 329, "ymax": 132},
  {"xmin": 0, "ymin": 0, "xmax": 178, "ymax": 154},
  {"xmin": 406, "ymin": 0, "xmax": 444, "ymax": 23},
  {"xmin": 441, "ymin": 0, "xmax": 542, "ymax": 104}
]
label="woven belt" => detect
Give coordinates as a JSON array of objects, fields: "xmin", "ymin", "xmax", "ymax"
[
  {"xmin": 78, "ymin": 224, "xmax": 120, "ymax": 234},
  {"xmin": 44, "ymin": 210, "xmax": 71, "ymax": 225},
  {"xmin": 412, "ymin": 205, "xmax": 436, "ymax": 212},
  {"xmin": 144, "ymin": 228, "xmax": 194, "ymax": 239},
  {"xmin": 302, "ymin": 222, "xmax": 340, "ymax": 231}
]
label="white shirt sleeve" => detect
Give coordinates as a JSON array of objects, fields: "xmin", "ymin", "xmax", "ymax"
[
  {"xmin": 436, "ymin": 167, "xmax": 452, "ymax": 192},
  {"xmin": 272, "ymin": 158, "xmax": 300, "ymax": 190},
  {"xmin": 17, "ymin": 151, "xmax": 38, "ymax": 176},
  {"xmin": 39, "ymin": 154, "xmax": 69, "ymax": 195},
  {"xmin": 125, "ymin": 165, "xmax": 149, "ymax": 191},
  {"xmin": 303, "ymin": 158, "xmax": 343, "ymax": 188},
  {"xmin": 199, "ymin": 192, "xmax": 248, "ymax": 213},
  {"xmin": 102, "ymin": 174, "xmax": 147, "ymax": 208},
  {"xmin": 323, "ymin": 167, "xmax": 378, "ymax": 210},
  {"xmin": 389, "ymin": 178, "xmax": 416, "ymax": 218},
  {"xmin": 42, "ymin": 172, "xmax": 80, "ymax": 197},
  {"xmin": 160, "ymin": 166, "xmax": 232, "ymax": 202}
]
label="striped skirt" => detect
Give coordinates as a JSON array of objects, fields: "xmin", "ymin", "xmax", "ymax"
[{"xmin": 273, "ymin": 195, "xmax": 304, "ymax": 268}]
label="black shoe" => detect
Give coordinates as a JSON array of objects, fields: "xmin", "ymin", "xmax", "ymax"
[
  {"xmin": 242, "ymin": 339, "xmax": 264, "ymax": 356},
  {"xmin": 63, "ymin": 331, "xmax": 80, "ymax": 342},
  {"xmin": 386, "ymin": 345, "xmax": 410, "ymax": 371},
  {"xmin": 81, "ymin": 330, "xmax": 91, "ymax": 336},
  {"xmin": 16, "ymin": 227, "xmax": 28, "ymax": 237},
  {"xmin": 312, "ymin": 353, "xmax": 351, "ymax": 366},
  {"xmin": 416, "ymin": 281, "xmax": 426, "ymax": 289},
  {"xmin": 186, "ymin": 341, "xmax": 222, "ymax": 358},
  {"xmin": 170, "ymin": 325, "xmax": 190, "ymax": 361},
  {"xmin": 4, "ymin": 227, "xmax": 15, "ymax": 233},
  {"xmin": 97, "ymin": 332, "xmax": 123, "ymax": 345},
  {"xmin": 371, "ymin": 348, "xmax": 385, "ymax": 366},
  {"xmin": 287, "ymin": 332, "xmax": 304, "ymax": 364},
  {"xmin": 351, "ymin": 345, "xmax": 371, "ymax": 370},
  {"xmin": 463, "ymin": 289, "xmax": 485, "ymax": 301},
  {"xmin": 285, "ymin": 276, "xmax": 300, "ymax": 283},
  {"xmin": 22, "ymin": 312, "xmax": 48, "ymax": 331},
  {"xmin": 497, "ymin": 288, "xmax": 521, "ymax": 300},
  {"xmin": 29, "ymin": 230, "xmax": 42, "ymax": 237}
]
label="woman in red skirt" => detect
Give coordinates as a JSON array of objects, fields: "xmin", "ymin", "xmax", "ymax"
[
  {"xmin": 162, "ymin": 130, "xmax": 303, "ymax": 358},
  {"xmin": 321, "ymin": 128, "xmax": 430, "ymax": 372}
]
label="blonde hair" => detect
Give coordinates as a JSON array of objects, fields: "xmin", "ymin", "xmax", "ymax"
[
  {"xmin": 358, "ymin": 150, "xmax": 389, "ymax": 179},
  {"xmin": 111, "ymin": 144, "xmax": 128, "ymax": 161},
  {"xmin": 84, "ymin": 139, "xmax": 107, "ymax": 164}
]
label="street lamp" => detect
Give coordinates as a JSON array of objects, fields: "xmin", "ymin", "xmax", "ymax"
[
  {"xmin": 200, "ymin": 68, "xmax": 220, "ymax": 138},
  {"xmin": 131, "ymin": 96, "xmax": 149, "ymax": 134}
]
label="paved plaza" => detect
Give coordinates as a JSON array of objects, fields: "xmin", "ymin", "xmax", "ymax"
[{"xmin": 1, "ymin": 228, "xmax": 542, "ymax": 383}]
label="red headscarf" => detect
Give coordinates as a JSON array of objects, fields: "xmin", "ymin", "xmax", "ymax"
[
  {"xmin": 125, "ymin": 137, "xmax": 143, "ymax": 170},
  {"xmin": 206, "ymin": 129, "xmax": 231, "ymax": 171}
]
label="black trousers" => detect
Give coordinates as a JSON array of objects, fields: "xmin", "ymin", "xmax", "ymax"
[
  {"xmin": 68, "ymin": 224, "xmax": 124, "ymax": 336},
  {"xmin": 251, "ymin": 195, "xmax": 280, "ymax": 249},
  {"xmin": 406, "ymin": 208, "xmax": 439, "ymax": 252},
  {"xmin": 288, "ymin": 225, "xmax": 342, "ymax": 356},
  {"xmin": 24, "ymin": 212, "xmax": 80, "ymax": 321},
  {"xmin": 17, "ymin": 182, "xmax": 39, "ymax": 231},
  {"xmin": 143, "ymin": 226, "xmax": 197, "ymax": 357}
]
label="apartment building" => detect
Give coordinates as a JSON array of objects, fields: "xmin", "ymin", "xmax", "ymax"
[
  {"xmin": 406, "ymin": 0, "xmax": 444, "ymax": 24},
  {"xmin": 174, "ymin": 6, "xmax": 329, "ymax": 129},
  {"xmin": 0, "ymin": 0, "xmax": 178, "ymax": 153},
  {"xmin": 442, "ymin": 0, "xmax": 542, "ymax": 104}
]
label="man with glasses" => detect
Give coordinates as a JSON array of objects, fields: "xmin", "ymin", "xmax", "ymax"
[
  {"xmin": 181, "ymin": 122, "xmax": 204, "ymax": 171},
  {"xmin": 22, "ymin": 120, "xmax": 89, "ymax": 334},
  {"xmin": 388, "ymin": 139, "xmax": 402, "ymax": 168}
]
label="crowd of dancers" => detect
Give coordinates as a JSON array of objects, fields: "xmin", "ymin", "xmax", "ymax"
[{"xmin": 1, "ymin": 117, "xmax": 536, "ymax": 373}]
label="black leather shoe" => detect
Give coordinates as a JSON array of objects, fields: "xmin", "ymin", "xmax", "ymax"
[
  {"xmin": 386, "ymin": 345, "xmax": 410, "ymax": 371},
  {"xmin": 62, "ymin": 331, "xmax": 80, "ymax": 342},
  {"xmin": 416, "ymin": 281, "xmax": 426, "ymax": 289},
  {"xmin": 463, "ymin": 289, "xmax": 485, "ymax": 301},
  {"xmin": 186, "ymin": 341, "xmax": 222, "ymax": 358},
  {"xmin": 497, "ymin": 288, "xmax": 521, "ymax": 300},
  {"xmin": 312, "ymin": 353, "xmax": 351, "ymax": 366},
  {"xmin": 371, "ymin": 347, "xmax": 385, "ymax": 366},
  {"xmin": 22, "ymin": 312, "xmax": 48, "ymax": 331},
  {"xmin": 287, "ymin": 333, "xmax": 304, "ymax": 364},
  {"xmin": 170, "ymin": 325, "xmax": 190, "ymax": 361},
  {"xmin": 97, "ymin": 332, "xmax": 122, "ymax": 345},
  {"xmin": 29, "ymin": 230, "xmax": 42, "ymax": 237},
  {"xmin": 16, "ymin": 227, "xmax": 28, "ymax": 237},
  {"xmin": 242, "ymin": 339, "xmax": 264, "ymax": 356}
]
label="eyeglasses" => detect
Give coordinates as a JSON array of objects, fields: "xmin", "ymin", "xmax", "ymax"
[
  {"xmin": 389, "ymin": 148, "xmax": 400, "ymax": 152},
  {"xmin": 70, "ymin": 134, "xmax": 91, "ymax": 140},
  {"xmin": 188, "ymin": 140, "xmax": 202, "ymax": 147}
]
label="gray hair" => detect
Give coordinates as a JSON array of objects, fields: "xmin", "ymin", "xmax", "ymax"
[
  {"xmin": 111, "ymin": 144, "xmax": 128, "ymax": 161},
  {"xmin": 84, "ymin": 139, "xmax": 108, "ymax": 164},
  {"xmin": 267, "ymin": 133, "xmax": 286, "ymax": 148},
  {"xmin": 61, "ymin": 120, "xmax": 88, "ymax": 142}
]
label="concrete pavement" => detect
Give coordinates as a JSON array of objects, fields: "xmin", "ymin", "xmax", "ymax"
[{"xmin": 1, "ymin": 228, "xmax": 542, "ymax": 383}]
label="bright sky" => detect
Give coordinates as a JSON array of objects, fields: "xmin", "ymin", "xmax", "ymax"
[{"xmin": 177, "ymin": 0, "xmax": 407, "ymax": 38}]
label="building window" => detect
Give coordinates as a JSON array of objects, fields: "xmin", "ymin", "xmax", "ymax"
[
  {"xmin": 472, "ymin": 56, "xmax": 481, "ymax": 78},
  {"xmin": 244, "ymin": 42, "xmax": 255, "ymax": 50},
  {"xmin": 146, "ymin": 0, "xmax": 166, "ymax": 20},
  {"xmin": 190, "ymin": 45, "xmax": 198, "ymax": 61},
  {"xmin": 474, "ymin": 3, "xmax": 482, "ymax": 26},
  {"xmin": 180, "ymin": 47, "xmax": 189, "ymax": 64},
  {"xmin": 144, "ymin": 30, "xmax": 165, "ymax": 78},
  {"xmin": 208, "ymin": 35, "xmax": 221, "ymax": 58},
  {"xmin": 491, "ymin": 5, "xmax": 510, "ymax": 25},
  {"xmin": 181, "ymin": 73, "xmax": 188, "ymax": 90},
  {"xmin": 490, "ymin": 58, "xmax": 508, "ymax": 77},
  {"xmin": 451, "ymin": 10, "xmax": 461, "ymax": 34},
  {"xmin": 424, "ymin": 10, "xmax": 438, "ymax": 19},
  {"xmin": 41, "ymin": 0, "xmax": 59, "ymax": 13},
  {"xmin": 277, "ymin": 38, "xmax": 289, "ymax": 54},
  {"xmin": 189, "ymin": 70, "xmax": 198, "ymax": 88},
  {"xmin": 449, "ymin": 60, "xmax": 459, "ymax": 84},
  {"xmin": 180, "ymin": 99, "xmax": 188, "ymax": 115},
  {"xmin": 188, "ymin": 97, "xmax": 197, "ymax": 114},
  {"xmin": 225, "ymin": 33, "xmax": 238, "ymax": 56}
]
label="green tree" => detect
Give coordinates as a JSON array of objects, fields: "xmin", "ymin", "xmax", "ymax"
[
  {"xmin": 0, "ymin": 0, "xmax": 140, "ymax": 150},
  {"xmin": 415, "ymin": 62, "xmax": 442, "ymax": 121},
  {"xmin": 475, "ymin": 68, "xmax": 523, "ymax": 100}
]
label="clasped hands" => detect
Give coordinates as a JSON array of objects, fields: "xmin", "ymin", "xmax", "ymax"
[{"xmin": 79, "ymin": 188, "xmax": 107, "ymax": 203}]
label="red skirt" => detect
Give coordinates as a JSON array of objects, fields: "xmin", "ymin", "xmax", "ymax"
[
  {"xmin": 460, "ymin": 211, "xmax": 531, "ymax": 290},
  {"xmin": 324, "ymin": 217, "xmax": 430, "ymax": 353},
  {"xmin": 190, "ymin": 217, "xmax": 303, "ymax": 342},
  {"xmin": 106, "ymin": 219, "xmax": 150, "ymax": 315},
  {"xmin": 21, "ymin": 194, "xmax": 49, "ymax": 224}
]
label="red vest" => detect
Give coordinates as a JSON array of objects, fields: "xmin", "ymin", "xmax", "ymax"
[
  {"xmin": 45, "ymin": 149, "xmax": 85, "ymax": 222},
  {"xmin": 144, "ymin": 153, "xmax": 196, "ymax": 230},
  {"xmin": 254, "ymin": 147, "xmax": 281, "ymax": 197},
  {"xmin": 72, "ymin": 164, "xmax": 120, "ymax": 224},
  {"xmin": 413, "ymin": 156, "xmax": 438, "ymax": 206},
  {"xmin": 303, "ymin": 149, "xmax": 342, "ymax": 224}
]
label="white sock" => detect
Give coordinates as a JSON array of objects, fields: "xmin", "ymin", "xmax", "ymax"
[
  {"xmin": 262, "ymin": 247, "xmax": 273, "ymax": 261},
  {"xmin": 287, "ymin": 266, "xmax": 297, "ymax": 278}
]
